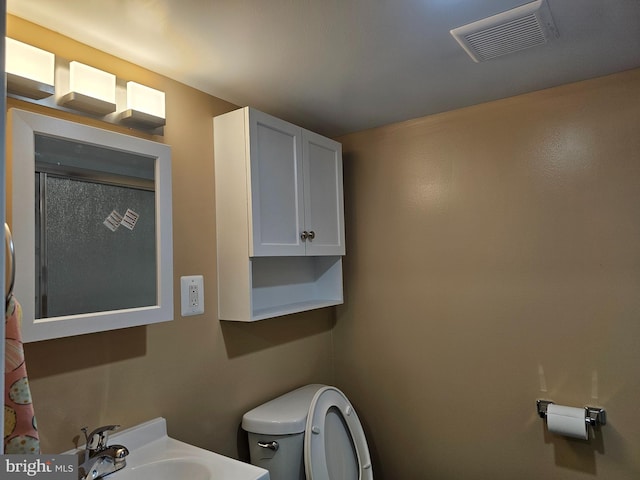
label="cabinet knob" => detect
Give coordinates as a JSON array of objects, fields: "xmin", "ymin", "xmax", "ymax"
[{"xmin": 301, "ymin": 231, "xmax": 316, "ymax": 241}]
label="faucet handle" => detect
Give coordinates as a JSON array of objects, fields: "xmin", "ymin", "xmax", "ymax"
[{"xmin": 82, "ymin": 425, "xmax": 120, "ymax": 451}]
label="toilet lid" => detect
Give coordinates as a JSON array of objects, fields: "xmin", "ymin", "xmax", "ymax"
[{"xmin": 304, "ymin": 386, "xmax": 373, "ymax": 480}]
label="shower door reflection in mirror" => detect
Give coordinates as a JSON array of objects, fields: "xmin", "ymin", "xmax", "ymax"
[
  {"xmin": 10, "ymin": 109, "xmax": 173, "ymax": 342},
  {"xmin": 35, "ymin": 135, "xmax": 157, "ymax": 318}
]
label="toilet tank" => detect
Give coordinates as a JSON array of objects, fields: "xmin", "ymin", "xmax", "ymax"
[{"xmin": 242, "ymin": 384, "xmax": 326, "ymax": 480}]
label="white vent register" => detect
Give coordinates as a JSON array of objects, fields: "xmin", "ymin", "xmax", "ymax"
[{"xmin": 450, "ymin": 0, "xmax": 558, "ymax": 62}]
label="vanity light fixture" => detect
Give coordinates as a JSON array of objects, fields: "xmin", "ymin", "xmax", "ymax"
[
  {"xmin": 5, "ymin": 38, "xmax": 55, "ymax": 99},
  {"xmin": 118, "ymin": 81, "xmax": 166, "ymax": 128},
  {"xmin": 6, "ymin": 46, "xmax": 164, "ymax": 134},
  {"xmin": 58, "ymin": 61, "xmax": 117, "ymax": 115}
]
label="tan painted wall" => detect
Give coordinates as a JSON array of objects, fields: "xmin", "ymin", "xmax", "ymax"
[
  {"xmin": 7, "ymin": 16, "xmax": 335, "ymax": 456},
  {"xmin": 333, "ymin": 68, "xmax": 640, "ymax": 479}
]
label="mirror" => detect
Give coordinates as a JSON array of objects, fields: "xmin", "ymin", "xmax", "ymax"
[{"xmin": 9, "ymin": 109, "xmax": 173, "ymax": 342}]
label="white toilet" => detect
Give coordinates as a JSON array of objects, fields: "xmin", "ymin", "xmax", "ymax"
[{"xmin": 242, "ymin": 384, "xmax": 373, "ymax": 480}]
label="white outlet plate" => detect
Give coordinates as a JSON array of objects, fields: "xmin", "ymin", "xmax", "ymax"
[{"xmin": 181, "ymin": 275, "xmax": 204, "ymax": 316}]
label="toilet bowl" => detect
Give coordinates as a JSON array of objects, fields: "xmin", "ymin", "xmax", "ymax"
[{"xmin": 242, "ymin": 384, "xmax": 373, "ymax": 480}]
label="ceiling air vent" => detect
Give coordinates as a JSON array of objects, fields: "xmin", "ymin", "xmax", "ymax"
[{"xmin": 450, "ymin": 0, "xmax": 558, "ymax": 62}]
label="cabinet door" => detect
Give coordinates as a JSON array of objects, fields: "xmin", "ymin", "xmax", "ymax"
[
  {"xmin": 248, "ymin": 109, "xmax": 306, "ymax": 256},
  {"xmin": 302, "ymin": 130, "xmax": 346, "ymax": 256}
]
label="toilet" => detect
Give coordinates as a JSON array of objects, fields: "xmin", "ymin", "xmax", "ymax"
[{"xmin": 242, "ymin": 384, "xmax": 373, "ymax": 480}]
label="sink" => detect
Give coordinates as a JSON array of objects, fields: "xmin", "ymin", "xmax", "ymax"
[
  {"xmin": 66, "ymin": 418, "xmax": 269, "ymax": 480},
  {"xmin": 116, "ymin": 459, "xmax": 211, "ymax": 480}
]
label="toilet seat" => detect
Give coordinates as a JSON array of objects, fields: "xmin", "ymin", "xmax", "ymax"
[{"xmin": 304, "ymin": 386, "xmax": 373, "ymax": 480}]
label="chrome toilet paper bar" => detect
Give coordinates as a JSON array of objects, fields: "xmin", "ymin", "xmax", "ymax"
[{"xmin": 536, "ymin": 399, "xmax": 607, "ymax": 427}]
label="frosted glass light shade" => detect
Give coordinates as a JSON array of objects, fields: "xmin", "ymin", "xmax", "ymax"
[
  {"xmin": 118, "ymin": 81, "xmax": 166, "ymax": 128},
  {"xmin": 6, "ymin": 38, "xmax": 55, "ymax": 99},
  {"xmin": 127, "ymin": 82, "xmax": 165, "ymax": 118},
  {"xmin": 69, "ymin": 61, "xmax": 116, "ymax": 103},
  {"xmin": 59, "ymin": 61, "xmax": 116, "ymax": 115}
]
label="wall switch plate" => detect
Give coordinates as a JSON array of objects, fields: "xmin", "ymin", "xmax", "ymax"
[{"xmin": 181, "ymin": 275, "xmax": 204, "ymax": 316}]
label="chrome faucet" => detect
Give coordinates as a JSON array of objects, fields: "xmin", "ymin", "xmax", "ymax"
[{"xmin": 78, "ymin": 425, "xmax": 129, "ymax": 480}]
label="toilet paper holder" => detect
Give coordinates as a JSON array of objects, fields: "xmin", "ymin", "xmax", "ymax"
[{"xmin": 536, "ymin": 399, "xmax": 607, "ymax": 427}]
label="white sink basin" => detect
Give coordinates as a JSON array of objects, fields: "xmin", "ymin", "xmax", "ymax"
[
  {"xmin": 68, "ymin": 418, "xmax": 269, "ymax": 480},
  {"xmin": 124, "ymin": 459, "xmax": 211, "ymax": 480}
]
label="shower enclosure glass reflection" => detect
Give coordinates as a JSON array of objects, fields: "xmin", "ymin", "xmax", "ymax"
[{"xmin": 34, "ymin": 135, "xmax": 156, "ymax": 318}]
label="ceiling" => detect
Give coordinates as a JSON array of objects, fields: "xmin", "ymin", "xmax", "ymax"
[{"xmin": 7, "ymin": 0, "xmax": 640, "ymax": 137}]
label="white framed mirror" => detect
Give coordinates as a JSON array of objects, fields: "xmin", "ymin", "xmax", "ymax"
[{"xmin": 9, "ymin": 109, "xmax": 173, "ymax": 342}]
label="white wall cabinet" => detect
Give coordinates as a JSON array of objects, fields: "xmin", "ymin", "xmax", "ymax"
[
  {"xmin": 246, "ymin": 108, "xmax": 345, "ymax": 256},
  {"xmin": 214, "ymin": 107, "xmax": 345, "ymax": 321}
]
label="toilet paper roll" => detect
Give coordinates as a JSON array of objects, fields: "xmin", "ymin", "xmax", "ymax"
[{"xmin": 546, "ymin": 404, "xmax": 588, "ymax": 440}]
